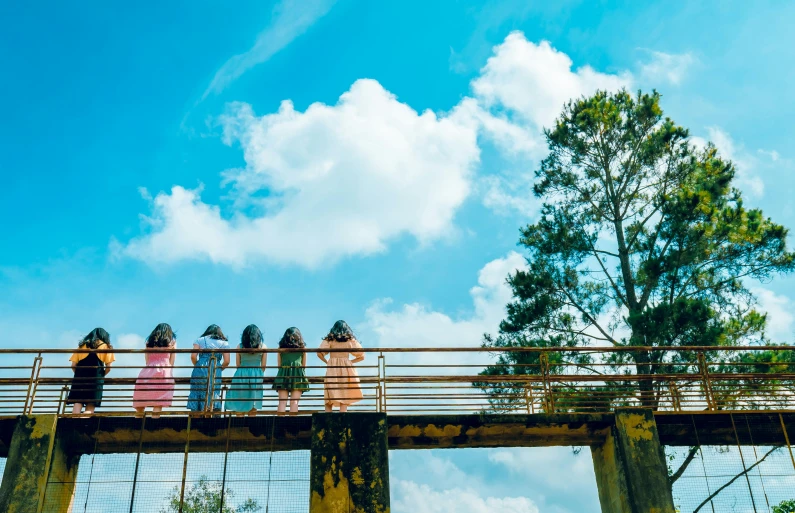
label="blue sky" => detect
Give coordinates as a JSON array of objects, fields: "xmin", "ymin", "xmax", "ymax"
[{"xmin": 2, "ymin": 0, "xmax": 795, "ymax": 511}]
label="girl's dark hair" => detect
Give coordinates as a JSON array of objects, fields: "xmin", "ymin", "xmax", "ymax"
[
  {"xmin": 79, "ymin": 328, "xmax": 111, "ymax": 349},
  {"xmin": 323, "ymin": 320, "xmax": 355, "ymax": 342},
  {"xmin": 147, "ymin": 323, "xmax": 174, "ymax": 348},
  {"xmin": 278, "ymin": 327, "xmax": 305, "ymax": 349},
  {"xmin": 241, "ymin": 324, "xmax": 263, "ymax": 349},
  {"xmin": 201, "ymin": 324, "xmax": 228, "ymax": 341}
]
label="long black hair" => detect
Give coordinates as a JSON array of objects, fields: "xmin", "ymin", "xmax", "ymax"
[
  {"xmin": 201, "ymin": 324, "xmax": 228, "ymax": 341},
  {"xmin": 278, "ymin": 327, "xmax": 305, "ymax": 349},
  {"xmin": 79, "ymin": 328, "xmax": 112, "ymax": 349},
  {"xmin": 241, "ymin": 324, "xmax": 263, "ymax": 349},
  {"xmin": 323, "ymin": 320, "xmax": 355, "ymax": 342},
  {"xmin": 147, "ymin": 323, "xmax": 174, "ymax": 348}
]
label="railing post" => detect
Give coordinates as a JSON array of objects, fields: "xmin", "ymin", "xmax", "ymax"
[
  {"xmin": 378, "ymin": 353, "xmax": 387, "ymax": 413},
  {"xmin": 57, "ymin": 386, "xmax": 68, "ymax": 415},
  {"xmin": 540, "ymin": 353, "xmax": 554, "ymax": 413},
  {"xmin": 24, "ymin": 353, "xmax": 43, "ymax": 414},
  {"xmin": 697, "ymin": 352, "xmax": 715, "ymax": 411},
  {"xmin": 524, "ymin": 384, "xmax": 534, "ymax": 414},
  {"xmin": 667, "ymin": 380, "xmax": 681, "ymax": 411},
  {"xmin": 205, "ymin": 355, "xmax": 217, "ymax": 413}
]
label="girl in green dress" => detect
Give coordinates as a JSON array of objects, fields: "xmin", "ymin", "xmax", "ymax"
[{"xmin": 272, "ymin": 327, "xmax": 309, "ymax": 414}]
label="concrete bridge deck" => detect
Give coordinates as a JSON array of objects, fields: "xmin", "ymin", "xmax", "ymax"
[{"xmin": 1, "ymin": 411, "xmax": 793, "ymax": 457}]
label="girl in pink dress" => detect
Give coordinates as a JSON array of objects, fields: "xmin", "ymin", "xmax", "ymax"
[{"xmin": 133, "ymin": 323, "xmax": 176, "ymax": 418}]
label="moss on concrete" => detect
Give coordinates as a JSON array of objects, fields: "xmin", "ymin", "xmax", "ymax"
[
  {"xmin": 591, "ymin": 409, "xmax": 675, "ymax": 513},
  {"xmin": 310, "ymin": 413, "xmax": 390, "ymax": 513},
  {"xmin": 0, "ymin": 415, "xmax": 79, "ymax": 513}
]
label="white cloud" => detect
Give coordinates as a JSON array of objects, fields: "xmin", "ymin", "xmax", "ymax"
[
  {"xmin": 488, "ymin": 447, "xmax": 598, "ymax": 495},
  {"xmin": 753, "ymin": 286, "xmax": 794, "ymax": 342},
  {"xmin": 365, "ymin": 251, "xmax": 524, "ymax": 349},
  {"xmin": 471, "ymin": 33, "xmax": 632, "ymax": 131},
  {"xmin": 703, "ymin": 126, "xmax": 765, "ymax": 196},
  {"xmin": 363, "ymin": 251, "xmax": 525, "ymax": 371},
  {"xmin": 757, "ymin": 149, "xmax": 781, "ymax": 162},
  {"xmin": 123, "ymin": 79, "xmax": 480, "ymax": 268},
  {"xmin": 202, "ymin": 0, "xmax": 335, "ymax": 98},
  {"xmin": 465, "ymin": 32, "xmax": 632, "ymax": 216},
  {"xmin": 639, "ymin": 50, "xmax": 697, "ymax": 86},
  {"xmin": 393, "ymin": 481, "xmax": 540, "ymax": 513}
]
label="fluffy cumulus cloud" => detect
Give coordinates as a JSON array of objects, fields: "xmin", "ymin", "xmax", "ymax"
[
  {"xmin": 389, "ymin": 449, "xmax": 598, "ymax": 513},
  {"xmin": 752, "ymin": 286, "xmax": 794, "ymax": 341},
  {"xmin": 459, "ymin": 32, "xmax": 632, "ymax": 216},
  {"xmin": 691, "ymin": 127, "xmax": 766, "ymax": 197},
  {"xmin": 363, "ymin": 251, "xmax": 525, "ymax": 359},
  {"xmin": 639, "ymin": 50, "xmax": 697, "ymax": 86},
  {"xmin": 471, "ymin": 33, "xmax": 632, "ymax": 131},
  {"xmin": 123, "ymin": 31, "xmax": 760, "ymax": 266},
  {"xmin": 393, "ymin": 481, "xmax": 540, "ymax": 513},
  {"xmin": 123, "ymin": 79, "xmax": 479, "ymax": 268}
]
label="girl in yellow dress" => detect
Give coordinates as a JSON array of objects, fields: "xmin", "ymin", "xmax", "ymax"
[
  {"xmin": 318, "ymin": 320, "xmax": 364, "ymax": 412},
  {"xmin": 67, "ymin": 328, "xmax": 115, "ymax": 415}
]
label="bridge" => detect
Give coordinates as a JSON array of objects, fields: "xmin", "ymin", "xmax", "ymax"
[{"xmin": 0, "ymin": 346, "xmax": 793, "ymax": 512}]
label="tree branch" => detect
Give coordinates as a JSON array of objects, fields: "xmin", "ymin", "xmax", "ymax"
[
  {"xmin": 691, "ymin": 446, "xmax": 778, "ymax": 513},
  {"xmin": 669, "ymin": 446, "xmax": 699, "ymax": 484}
]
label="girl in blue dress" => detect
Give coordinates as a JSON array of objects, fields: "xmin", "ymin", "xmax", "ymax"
[
  {"xmin": 187, "ymin": 324, "xmax": 230, "ymax": 412},
  {"xmin": 226, "ymin": 324, "xmax": 267, "ymax": 414}
]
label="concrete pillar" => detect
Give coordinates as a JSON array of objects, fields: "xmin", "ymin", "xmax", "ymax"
[
  {"xmin": 0, "ymin": 415, "xmax": 79, "ymax": 513},
  {"xmin": 591, "ymin": 409, "xmax": 675, "ymax": 513},
  {"xmin": 310, "ymin": 413, "xmax": 390, "ymax": 513}
]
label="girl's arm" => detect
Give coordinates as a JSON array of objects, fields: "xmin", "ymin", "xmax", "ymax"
[
  {"xmin": 277, "ymin": 353, "xmax": 282, "ymax": 368},
  {"xmin": 222, "ymin": 352, "xmax": 230, "ymax": 370},
  {"xmin": 169, "ymin": 342, "xmax": 176, "ymax": 366},
  {"xmin": 104, "ymin": 363, "xmax": 112, "ymax": 376},
  {"xmin": 71, "ymin": 362, "xmax": 77, "ymax": 371},
  {"xmin": 261, "ymin": 352, "xmax": 267, "ymax": 372},
  {"xmin": 302, "ymin": 352, "xmax": 307, "ymax": 366},
  {"xmin": 235, "ymin": 352, "xmax": 241, "ymax": 368},
  {"xmin": 350, "ymin": 340, "xmax": 365, "ymax": 364},
  {"xmin": 191, "ymin": 343, "xmax": 200, "ymax": 365}
]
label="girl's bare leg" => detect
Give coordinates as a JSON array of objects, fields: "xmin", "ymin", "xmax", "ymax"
[
  {"xmin": 325, "ymin": 402, "xmax": 333, "ymax": 412},
  {"xmin": 84, "ymin": 404, "xmax": 96, "ymax": 414},
  {"xmin": 248, "ymin": 408, "xmax": 257, "ymax": 416},
  {"xmin": 340, "ymin": 404, "xmax": 348, "ymax": 413},
  {"xmin": 289, "ymin": 391, "xmax": 302, "ymax": 413},
  {"xmin": 277, "ymin": 390, "xmax": 288, "ymax": 413},
  {"xmin": 152, "ymin": 406, "xmax": 162, "ymax": 419},
  {"xmin": 135, "ymin": 407, "xmax": 144, "ymax": 416},
  {"xmin": 72, "ymin": 403, "xmax": 83, "ymax": 415}
]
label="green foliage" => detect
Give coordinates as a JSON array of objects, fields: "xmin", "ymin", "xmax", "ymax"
[
  {"xmin": 480, "ymin": 89, "xmax": 795, "ymax": 410},
  {"xmin": 160, "ymin": 476, "xmax": 261, "ymax": 513},
  {"xmin": 773, "ymin": 499, "xmax": 795, "ymax": 513}
]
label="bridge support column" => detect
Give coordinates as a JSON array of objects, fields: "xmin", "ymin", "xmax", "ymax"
[
  {"xmin": 310, "ymin": 412, "xmax": 390, "ymax": 513},
  {"xmin": 0, "ymin": 415, "xmax": 79, "ymax": 513},
  {"xmin": 591, "ymin": 409, "xmax": 675, "ymax": 513}
]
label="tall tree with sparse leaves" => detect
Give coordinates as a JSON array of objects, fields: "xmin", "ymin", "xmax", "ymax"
[{"xmin": 481, "ymin": 89, "xmax": 795, "ymax": 409}]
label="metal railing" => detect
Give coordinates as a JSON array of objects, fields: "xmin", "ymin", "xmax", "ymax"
[{"xmin": 0, "ymin": 345, "xmax": 793, "ymax": 417}]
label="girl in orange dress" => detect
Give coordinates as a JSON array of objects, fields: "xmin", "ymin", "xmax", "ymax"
[{"xmin": 317, "ymin": 320, "xmax": 365, "ymax": 412}]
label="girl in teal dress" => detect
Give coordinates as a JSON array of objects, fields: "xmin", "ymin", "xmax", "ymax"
[
  {"xmin": 226, "ymin": 324, "xmax": 267, "ymax": 414},
  {"xmin": 272, "ymin": 327, "xmax": 309, "ymax": 414}
]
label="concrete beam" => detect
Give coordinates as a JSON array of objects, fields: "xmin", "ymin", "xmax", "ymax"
[
  {"xmin": 310, "ymin": 413, "xmax": 390, "ymax": 513},
  {"xmin": 0, "ymin": 412, "xmax": 791, "ymax": 459},
  {"xmin": 387, "ymin": 413, "xmax": 613, "ymax": 449},
  {"xmin": 591, "ymin": 409, "xmax": 675, "ymax": 513},
  {"xmin": 0, "ymin": 415, "xmax": 80, "ymax": 513}
]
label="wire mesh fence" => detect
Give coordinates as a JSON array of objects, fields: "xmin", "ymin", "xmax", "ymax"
[
  {"xmin": 666, "ymin": 413, "xmax": 795, "ymax": 513},
  {"xmin": 41, "ymin": 416, "xmax": 310, "ymax": 513}
]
